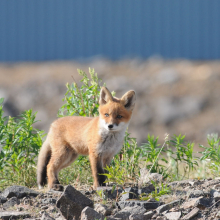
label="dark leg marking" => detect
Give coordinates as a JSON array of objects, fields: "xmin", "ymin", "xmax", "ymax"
[{"xmin": 96, "ymin": 160, "xmax": 106, "ymax": 186}]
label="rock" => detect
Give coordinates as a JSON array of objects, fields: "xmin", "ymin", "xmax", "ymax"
[
  {"xmin": 188, "ymin": 181, "xmax": 195, "ymax": 187},
  {"xmin": 114, "ymin": 205, "xmax": 146, "ymax": 220},
  {"xmin": 156, "ymin": 200, "xmax": 181, "ymax": 214},
  {"xmin": 3, "ymin": 197, "xmax": 20, "ymax": 208},
  {"xmin": 143, "ymin": 211, "xmax": 155, "ymax": 219},
  {"xmin": 119, "ymin": 187, "xmax": 138, "ymax": 201},
  {"xmin": 113, "ymin": 211, "xmax": 130, "ymax": 220},
  {"xmin": 121, "ymin": 205, "xmax": 146, "ymax": 214},
  {"xmin": 194, "ymin": 197, "xmax": 211, "ymax": 210},
  {"xmin": 152, "ymin": 213, "xmax": 159, "ymax": 219},
  {"xmin": 181, "ymin": 198, "xmax": 200, "ymax": 209},
  {"xmin": 117, "ymin": 200, "xmax": 160, "ymax": 210},
  {"xmin": 48, "ymin": 189, "xmax": 63, "ymax": 196},
  {"xmin": 56, "ymin": 185, "xmax": 93, "ymax": 220},
  {"xmin": 163, "ymin": 211, "xmax": 181, "ymax": 220},
  {"xmin": 174, "ymin": 190, "xmax": 187, "ymax": 197},
  {"xmin": 0, "ymin": 185, "xmax": 39, "ymax": 199},
  {"xmin": 0, "ymin": 196, "xmax": 7, "ymax": 204},
  {"xmin": 202, "ymin": 179, "xmax": 220, "ymax": 187},
  {"xmin": 111, "ymin": 209, "xmax": 119, "ymax": 216},
  {"xmin": 216, "ymin": 211, "xmax": 220, "ymax": 218},
  {"xmin": 156, "ymin": 217, "xmax": 167, "ymax": 220},
  {"xmin": 182, "ymin": 208, "xmax": 200, "ymax": 220},
  {"xmin": 41, "ymin": 205, "xmax": 49, "ymax": 210},
  {"xmin": 138, "ymin": 185, "xmax": 155, "ymax": 194},
  {"xmin": 212, "ymin": 190, "xmax": 220, "ymax": 201},
  {"xmin": 94, "ymin": 203, "xmax": 112, "ymax": 216},
  {"xmin": 180, "ymin": 196, "xmax": 210, "ymax": 210},
  {"xmin": 41, "ymin": 198, "xmax": 57, "ymax": 204},
  {"xmin": 0, "ymin": 211, "xmax": 30, "ymax": 220},
  {"xmin": 129, "ymin": 213, "xmax": 147, "ymax": 220},
  {"xmin": 188, "ymin": 190, "xmax": 204, "ymax": 198},
  {"xmin": 81, "ymin": 206, "xmax": 104, "ymax": 220},
  {"xmin": 139, "ymin": 169, "xmax": 163, "ymax": 185},
  {"xmin": 41, "ymin": 212, "xmax": 55, "ymax": 220}
]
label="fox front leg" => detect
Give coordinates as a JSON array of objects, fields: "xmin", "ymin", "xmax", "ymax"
[{"xmin": 89, "ymin": 154, "xmax": 106, "ymax": 189}]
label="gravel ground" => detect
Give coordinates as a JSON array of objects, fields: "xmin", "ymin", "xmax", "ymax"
[{"xmin": 2, "ymin": 178, "xmax": 220, "ymax": 219}]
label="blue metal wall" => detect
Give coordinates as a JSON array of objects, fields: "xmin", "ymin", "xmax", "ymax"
[{"xmin": 0, "ymin": 0, "xmax": 220, "ymax": 61}]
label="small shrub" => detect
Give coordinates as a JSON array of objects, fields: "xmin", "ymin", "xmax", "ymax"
[
  {"xmin": 167, "ymin": 134, "xmax": 198, "ymax": 180},
  {"xmin": 141, "ymin": 134, "xmax": 169, "ymax": 177},
  {"xmin": 111, "ymin": 132, "xmax": 143, "ymax": 184},
  {"xmin": 200, "ymin": 133, "xmax": 220, "ymax": 177},
  {"xmin": 58, "ymin": 68, "xmax": 107, "ymax": 117},
  {"xmin": 139, "ymin": 181, "xmax": 171, "ymax": 201},
  {"xmin": 0, "ymin": 98, "xmax": 44, "ymax": 189}
]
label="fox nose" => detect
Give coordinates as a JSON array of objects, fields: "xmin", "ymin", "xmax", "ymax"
[{"xmin": 108, "ymin": 124, "xmax": 113, "ymax": 129}]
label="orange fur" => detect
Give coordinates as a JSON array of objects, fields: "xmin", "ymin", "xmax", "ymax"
[{"xmin": 37, "ymin": 87, "xmax": 136, "ymax": 190}]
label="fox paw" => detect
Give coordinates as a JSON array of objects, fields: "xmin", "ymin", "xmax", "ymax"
[{"xmin": 52, "ymin": 184, "xmax": 64, "ymax": 191}]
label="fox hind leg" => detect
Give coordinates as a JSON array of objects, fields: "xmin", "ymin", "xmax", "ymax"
[{"xmin": 47, "ymin": 146, "xmax": 78, "ymax": 191}]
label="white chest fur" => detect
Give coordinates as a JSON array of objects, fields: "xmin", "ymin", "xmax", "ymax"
[
  {"xmin": 98, "ymin": 131, "xmax": 125, "ymax": 156},
  {"xmin": 97, "ymin": 120, "xmax": 128, "ymax": 157}
]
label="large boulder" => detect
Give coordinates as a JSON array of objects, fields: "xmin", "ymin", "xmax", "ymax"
[{"xmin": 56, "ymin": 185, "xmax": 93, "ymax": 220}]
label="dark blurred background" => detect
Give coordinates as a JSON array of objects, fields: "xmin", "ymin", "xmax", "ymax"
[{"xmin": 1, "ymin": 0, "xmax": 220, "ymax": 146}]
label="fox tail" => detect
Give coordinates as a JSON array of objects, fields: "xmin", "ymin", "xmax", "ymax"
[{"xmin": 37, "ymin": 139, "xmax": 51, "ymax": 189}]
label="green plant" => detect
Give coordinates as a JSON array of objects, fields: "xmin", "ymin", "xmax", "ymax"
[
  {"xmin": 167, "ymin": 134, "xmax": 198, "ymax": 180},
  {"xmin": 103, "ymin": 163, "xmax": 127, "ymax": 187},
  {"xmin": 111, "ymin": 132, "xmax": 143, "ymax": 183},
  {"xmin": 0, "ymin": 99, "xmax": 44, "ymax": 188},
  {"xmin": 96, "ymin": 189, "xmax": 108, "ymax": 204},
  {"xmin": 200, "ymin": 133, "xmax": 220, "ymax": 177},
  {"xmin": 102, "ymin": 164, "xmax": 127, "ymax": 201},
  {"xmin": 139, "ymin": 181, "xmax": 171, "ymax": 201},
  {"xmin": 141, "ymin": 134, "xmax": 169, "ymax": 176},
  {"xmin": 58, "ymin": 68, "xmax": 106, "ymax": 117}
]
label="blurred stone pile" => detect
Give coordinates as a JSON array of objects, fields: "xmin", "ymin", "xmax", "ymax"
[{"xmin": 1, "ymin": 58, "xmax": 220, "ymax": 147}]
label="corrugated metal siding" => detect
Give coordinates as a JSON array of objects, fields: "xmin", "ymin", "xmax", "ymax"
[{"xmin": 0, "ymin": 0, "xmax": 220, "ymax": 61}]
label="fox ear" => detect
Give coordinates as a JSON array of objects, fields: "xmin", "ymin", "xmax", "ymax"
[
  {"xmin": 99, "ymin": 87, "xmax": 113, "ymax": 105},
  {"xmin": 121, "ymin": 90, "xmax": 136, "ymax": 111}
]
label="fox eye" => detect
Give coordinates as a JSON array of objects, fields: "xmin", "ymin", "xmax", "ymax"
[
  {"xmin": 105, "ymin": 113, "xmax": 109, "ymax": 117},
  {"xmin": 117, "ymin": 115, "xmax": 122, "ymax": 119}
]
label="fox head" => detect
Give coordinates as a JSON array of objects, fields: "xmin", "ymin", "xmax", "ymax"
[{"xmin": 99, "ymin": 87, "xmax": 136, "ymax": 132}]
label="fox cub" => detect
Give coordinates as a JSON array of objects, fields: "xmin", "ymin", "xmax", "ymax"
[{"xmin": 37, "ymin": 87, "xmax": 136, "ymax": 190}]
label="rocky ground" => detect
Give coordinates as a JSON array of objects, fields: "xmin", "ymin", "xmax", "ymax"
[
  {"xmin": 1, "ymin": 58, "xmax": 220, "ymax": 147},
  {"xmin": 1, "ymin": 177, "xmax": 220, "ymax": 220}
]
